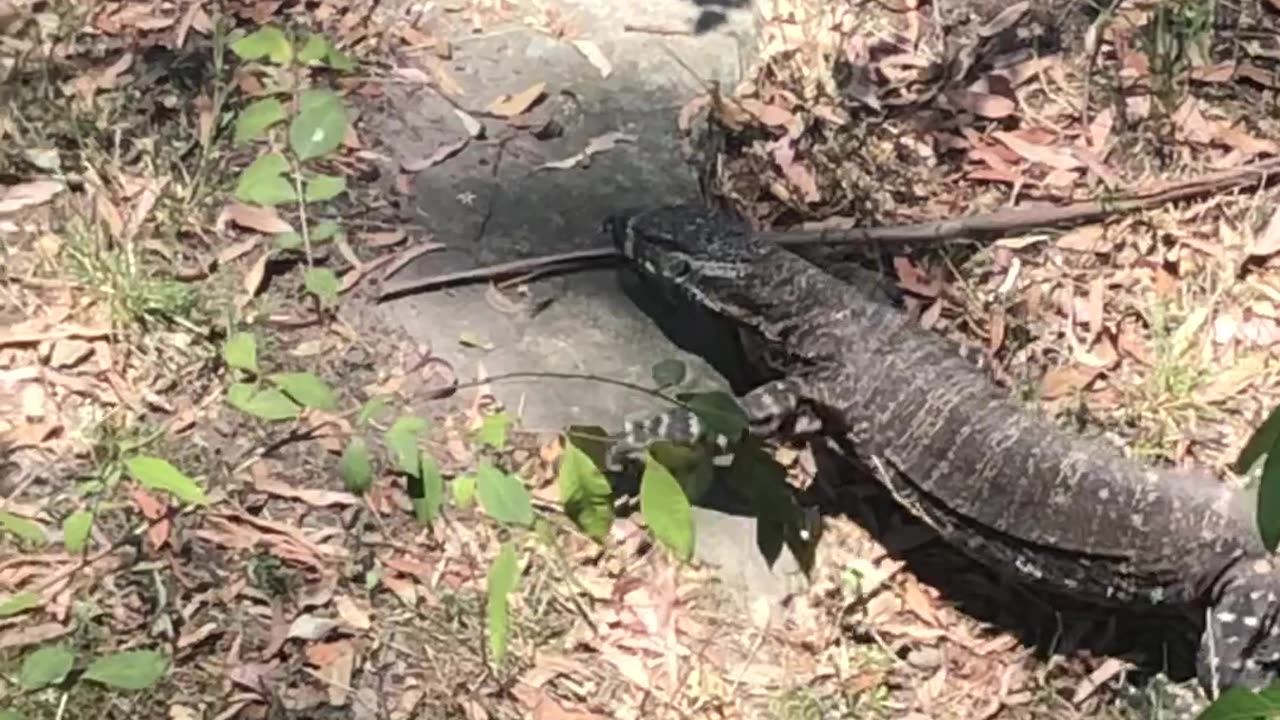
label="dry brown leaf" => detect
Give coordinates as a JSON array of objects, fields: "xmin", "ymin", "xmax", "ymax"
[
  {"xmin": 253, "ymin": 476, "xmax": 359, "ymax": 507},
  {"xmin": 571, "ymin": 39, "xmax": 612, "ymax": 78},
  {"xmin": 487, "ymin": 82, "xmax": 547, "ymax": 118},
  {"xmin": 948, "ymin": 89, "xmax": 1016, "ymax": 119},
  {"xmin": 1056, "ymin": 225, "xmax": 1108, "ymax": 253},
  {"xmin": 1243, "ymin": 208, "xmax": 1280, "ymax": 259},
  {"xmin": 454, "ymin": 108, "xmax": 484, "ymax": 138},
  {"xmin": 1071, "ymin": 657, "xmax": 1131, "ymax": 704},
  {"xmin": 131, "ymin": 488, "xmax": 171, "ymax": 549},
  {"xmin": 538, "ymin": 131, "xmax": 636, "ymax": 170},
  {"xmin": 0, "ymin": 179, "xmax": 65, "ymax": 215},
  {"xmin": 1039, "ymin": 364, "xmax": 1103, "ymax": 400},
  {"xmin": 334, "ymin": 595, "xmax": 372, "ymax": 630},
  {"xmin": 223, "ymin": 202, "xmax": 293, "ymax": 234},
  {"xmin": 217, "ymin": 237, "xmax": 259, "ymax": 266},
  {"xmin": 771, "ymin": 140, "xmax": 820, "ymax": 203},
  {"xmin": 992, "ymin": 131, "xmax": 1081, "ymax": 170},
  {"xmin": 0, "ymin": 622, "xmax": 71, "ymax": 650},
  {"xmin": 900, "ymin": 579, "xmax": 939, "ymax": 626},
  {"xmin": 892, "ymin": 257, "xmax": 940, "ymax": 297},
  {"xmin": 241, "ymin": 251, "xmax": 269, "ymax": 299},
  {"xmin": 976, "ymin": 1, "xmax": 1030, "ymax": 36},
  {"xmin": 401, "ymin": 137, "xmax": 470, "ymax": 172}
]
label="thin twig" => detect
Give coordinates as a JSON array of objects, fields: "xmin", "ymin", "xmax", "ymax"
[
  {"xmin": 376, "ymin": 248, "xmax": 617, "ymax": 299},
  {"xmin": 375, "ymin": 157, "xmax": 1280, "ymax": 297}
]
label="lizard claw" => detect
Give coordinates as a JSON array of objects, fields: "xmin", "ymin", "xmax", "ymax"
[{"xmin": 1199, "ymin": 557, "xmax": 1280, "ymax": 694}]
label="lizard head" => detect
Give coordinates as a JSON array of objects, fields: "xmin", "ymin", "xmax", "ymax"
[
  {"xmin": 1199, "ymin": 557, "xmax": 1280, "ymax": 693},
  {"xmin": 605, "ymin": 205, "xmax": 773, "ymax": 324}
]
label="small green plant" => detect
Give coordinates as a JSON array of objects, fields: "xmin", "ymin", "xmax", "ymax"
[{"xmin": 226, "ymin": 25, "xmax": 356, "ymax": 312}]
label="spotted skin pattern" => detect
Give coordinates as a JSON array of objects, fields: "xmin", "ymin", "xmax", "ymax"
[{"xmin": 608, "ymin": 204, "xmax": 1280, "ymax": 694}]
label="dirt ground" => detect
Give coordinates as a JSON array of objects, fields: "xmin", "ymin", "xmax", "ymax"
[{"xmin": 3, "ymin": 0, "xmax": 1280, "ymax": 719}]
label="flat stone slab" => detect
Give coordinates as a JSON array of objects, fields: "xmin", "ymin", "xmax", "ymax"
[{"xmin": 371, "ymin": 0, "xmax": 808, "ymax": 605}]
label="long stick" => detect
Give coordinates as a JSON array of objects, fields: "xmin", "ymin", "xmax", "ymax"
[{"xmin": 375, "ymin": 157, "xmax": 1280, "ymax": 299}]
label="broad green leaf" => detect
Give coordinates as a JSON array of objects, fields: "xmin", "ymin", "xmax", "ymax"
[
  {"xmin": 0, "ymin": 710, "xmax": 26, "ymax": 720},
  {"xmin": 475, "ymin": 463, "xmax": 534, "ymax": 527},
  {"xmin": 235, "ymin": 153, "xmax": 295, "ymax": 206},
  {"xmin": 340, "ymin": 437, "xmax": 374, "ymax": 495},
  {"xmin": 0, "ymin": 511, "xmax": 46, "ymax": 546},
  {"xmin": 1260, "ymin": 442, "xmax": 1280, "ymax": 552},
  {"xmin": 20, "ymin": 644, "xmax": 76, "ymax": 690},
  {"xmin": 384, "ymin": 416, "xmax": 430, "ymax": 476},
  {"xmin": 486, "ymin": 542, "xmax": 520, "ymax": 667},
  {"xmin": 229, "ymin": 386, "xmax": 302, "ymax": 421},
  {"xmin": 223, "ymin": 331, "xmax": 259, "ymax": 373},
  {"xmin": 304, "ymin": 174, "xmax": 346, "ymax": 203},
  {"xmin": 639, "ymin": 452, "xmax": 694, "ymax": 562},
  {"xmin": 475, "ymin": 412, "xmax": 509, "ymax": 449},
  {"xmin": 649, "ymin": 441, "xmax": 714, "ymax": 504},
  {"xmin": 289, "ymin": 89, "xmax": 347, "ymax": 161},
  {"xmin": 1235, "ymin": 402, "xmax": 1280, "ymax": 475},
  {"xmin": 1194, "ymin": 686, "xmax": 1280, "ymax": 719},
  {"xmin": 273, "ymin": 221, "xmax": 341, "ymax": 252},
  {"xmin": 62, "ymin": 510, "xmax": 94, "ymax": 553},
  {"xmin": 557, "ymin": 441, "xmax": 614, "ymax": 543},
  {"xmin": 124, "ymin": 456, "xmax": 208, "ymax": 506},
  {"xmin": 651, "ymin": 359, "xmax": 687, "ymax": 388},
  {"xmin": 83, "ymin": 649, "xmax": 168, "ymax": 690},
  {"xmin": 297, "ymin": 34, "xmax": 330, "ymax": 64},
  {"xmin": 326, "ymin": 46, "xmax": 356, "ymax": 72},
  {"xmin": 452, "ymin": 474, "xmax": 477, "ymax": 509},
  {"xmin": 0, "ymin": 591, "xmax": 41, "ymax": 617},
  {"xmin": 234, "ymin": 97, "xmax": 287, "ymax": 144},
  {"xmin": 408, "ymin": 455, "xmax": 444, "ymax": 526},
  {"xmin": 229, "ymin": 26, "xmax": 292, "ymax": 64},
  {"xmin": 730, "ymin": 439, "xmax": 808, "ymax": 570},
  {"xmin": 304, "ymin": 267, "xmax": 340, "ymax": 305},
  {"xmin": 268, "ymin": 372, "xmax": 338, "ymax": 410},
  {"xmin": 679, "ymin": 391, "xmax": 749, "ymax": 441},
  {"xmin": 355, "ymin": 395, "xmax": 391, "ymax": 427}
]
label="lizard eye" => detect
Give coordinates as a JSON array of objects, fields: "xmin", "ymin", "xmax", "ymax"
[{"xmin": 666, "ymin": 257, "xmax": 692, "ymax": 279}]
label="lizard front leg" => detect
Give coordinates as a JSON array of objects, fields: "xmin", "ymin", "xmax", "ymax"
[{"xmin": 604, "ymin": 378, "xmax": 821, "ymax": 469}]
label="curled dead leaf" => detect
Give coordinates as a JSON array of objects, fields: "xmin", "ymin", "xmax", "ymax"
[{"xmin": 488, "ymin": 82, "xmax": 547, "ymax": 118}]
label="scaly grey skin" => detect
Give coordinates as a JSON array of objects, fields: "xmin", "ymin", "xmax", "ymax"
[{"xmin": 605, "ymin": 204, "xmax": 1280, "ymax": 695}]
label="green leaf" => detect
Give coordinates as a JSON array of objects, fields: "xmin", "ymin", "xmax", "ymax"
[
  {"xmin": 0, "ymin": 591, "xmax": 41, "ymax": 617},
  {"xmin": 355, "ymin": 395, "xmax": 391, "ymax": 427},
  {"xmin": 268, "ymin": 372, "xmax": 338, "ymax": 410},
  {"xmin": 679, "ymin": 391, "xmax": 749, "ymax": 442},
  {"xmin": 289, "ymin": 89, "xmax": 347, "ymax": 161},
  {"xmin": 235, "ymin": 153, "xmax": 295, "ymax": 206},
  {"xmin": 223, "ymin": 332, "xmax": 258, "ymax": 374},
  {"xmin": 124, "ymin": 456, "xmax": 208, "ymax": 506},
  {"xmin": 20, "ymin": 644, "xmax": 76, "ymax": 690},
  {"xmin": 1235, "ymin": 403, "xmax": 1280, "ymax": 475},
  {"xmin": 729, "ymin": 439, "xmax": 809, "ymax": 570},
  {"xmin": 83, "ymin": 649, "xmax": 169, "ymax": 690},
  {"xmin": 1260, "ymin": 442, "xmax": 1280, "ymax": 552},
  {"xmin": 452, "ymin": 474, "xmax": 477, "ymax": 509},
  {"xmin": 476, "ymin": 463, "xmax": 534, "ymax": 527},
  {"xmin": 649, "ymin": 441, "xmax": 714, "ymax": 504},
  {"xmin": 297, "ymin": 34, "xmax": 330, "ymax": 64},
  {"xmin": 384, "ymin": 416, "xmax": 430, "ymax": 476},
  {"xmin": 486, "ymin": 542, "xmax": 520, "ymax": 667},
  {"xmin": 475, "ymin": 412, "xmax": 509, "ymax": 449},
  {"xmin": 0, "ymin": 511, "xmax": 46, "ymax": 546},
  {"xmin": 557, "ymin": 440, "xmax": 615, "ymax": 543},
  {"xmin": 234, "ymin": 97, "xmax": 287, "ymax": 145},
  {"xmin": 304, "ymin": 267, "xmax": 340, "ymax": 305},
  {"xmin": 273, "ymin": 221, "xmax": 341, "ymax": 253},
  {"xmin": 62, "ymin": 510, "xmax": 94, "ymax": 554},
  {"xmin": 227, "ymin": 384, "xmax": 303, "ymax": 421},
  {"xmin": 229, "ymin": 26, "xmax": 293, "ymax": 64},
  {"xmin": 639, "ymin": 452, "xmax": 694, "ymax": 562},
  {"xmin": 304, "ymin": 174, "xmax": 346, "ymax": 203},
  {"xmin": 0, "ymin": 710, "xmax": 27, "ymax": 720},
  {"xmin": 325, "ymin": 46, "xmax": 356, "ymax": 72},
  {"xmin": 408, "ymin": 455, "xmax": 444, "ymax": 526},
  {"xmin": 340, "ymin": 437, "xmax": 374, "ymax": 495},
  {"xmin": 1194, "ymin": 685, "xmax": 1280, "ymax": 719},
  {"xmin": 651, "ymin": 359, "xmax": 687, "ymax": 388}
]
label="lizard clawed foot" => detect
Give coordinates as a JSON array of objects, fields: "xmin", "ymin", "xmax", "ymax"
[{"xmin": 1199, "ymin": 558, "xmax": 1280, "ymax": 694}]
